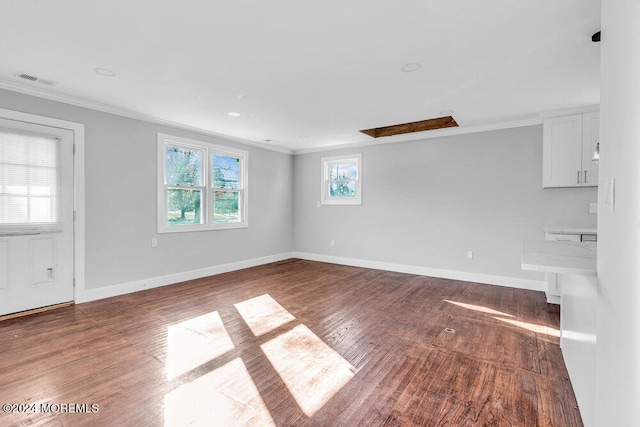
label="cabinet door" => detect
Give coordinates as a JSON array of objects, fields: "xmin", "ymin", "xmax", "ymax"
[
  {"xmin": 581, "ymin": 112, "xmax": 599, "ymax": 186},
  {"xmin": 543, "ymin": 114, "xmax": 583, "ymax": 188}
]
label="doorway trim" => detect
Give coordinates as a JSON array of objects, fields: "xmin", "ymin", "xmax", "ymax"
[{"xmin": 0, "ymin": 108, "xmax": 85, "ymax": 304}]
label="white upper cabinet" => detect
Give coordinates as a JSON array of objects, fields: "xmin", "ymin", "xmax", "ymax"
[{"xmin": 543, "ymin": 112, "xmax": 599, "ymax": 188}]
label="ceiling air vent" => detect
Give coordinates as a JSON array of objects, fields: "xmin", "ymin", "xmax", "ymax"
[
  {"xmin": 361, "ymin": 115, "xmax": 458, "ymax": 138},
  {"xmin": 15, "ymin": 72, "xmax": 58, "ymax": 87}
]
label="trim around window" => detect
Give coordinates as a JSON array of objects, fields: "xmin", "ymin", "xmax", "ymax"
[
  {"xmin": 320, "ymin": 153, "xmax": 362, "ymax": 205},
  {"xmin": 157, "ymin": 133, "xmax": 248, "ymax": 233}
]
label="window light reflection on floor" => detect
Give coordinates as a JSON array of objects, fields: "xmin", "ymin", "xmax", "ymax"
[
  {"xmin": 165, "ymin": 311, "xmax": 235, "ymax": 379},
  {"xmin": 234, "ymin": 294, "xmax": 296, "ymax": 336},
  {"xmin": 164, "ymin": 357, "xmax": 275, "ymax": 427},
  {"xmin": 260, "ymin": 324, "xmax": 356, "ymax": 417},
  {"xmin": 494, "ymin": 317, "xmax": 560, "ymax": 337},
  {"xmin": 561, "ymin": 329, "xmax": 596, "ymax": 344},
  {"xmin": 445, "ymin": 300, "xmax": 515, "ymax": 317}
]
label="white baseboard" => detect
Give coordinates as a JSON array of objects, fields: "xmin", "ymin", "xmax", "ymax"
[
  {"xmin": 293, "ymin": 252, "xmax": 545, "ymax": 292},
  {"xmin": 75, "ymin": 252, "xmax": 294, "ymax": 303},
  {"xmin": 76, "ymin": 251, "xmax": 545, "ymax": 304},
  {"xmin": 545, "ymin": 293, "xmax": 562, "ymax": 305}
]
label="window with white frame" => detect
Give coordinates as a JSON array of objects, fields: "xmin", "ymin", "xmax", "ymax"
[
  {"xmin": 320, "ymin": 153, "xmax": 362, "ymax": 205},
  {"xmin": 157, "ymin": 133, "xmax": 247, "ymax": 233}
]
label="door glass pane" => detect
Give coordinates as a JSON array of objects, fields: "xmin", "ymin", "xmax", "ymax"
[
  {"xmin": 213, "ymin": 191, "xmax": 240, "ymax": 223},
  {"xmin": 0, "ymin": 130, "xmax": 60, "ymax": 225},
  {"xmin": 212, "ymin": 154, "xmax": 240, "ymax": 189},
  {"xmin": 167, "ymin": 188, "xmax": 202, "ymax": 225},
  {"xmin": 329, "ymin": 181, "xmax": 356, "ymax": 197},
  {"xmin": 29, "ymin": 197, "xmax": 53, "ymax": 223},
  {"xmin": 166, "ymin": 145, "xmax": 202, "ymax": 186},
  {"xmin": 328, "ymin": 162, "xmax": 357, "ymax": 180}
]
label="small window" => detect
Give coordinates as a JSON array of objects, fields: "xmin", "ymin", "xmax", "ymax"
[
  {"xmin": 158, "ymin": 134, "xmax": 247, "ymax": 233},
  {"xmin": 320, "ymin": 154, "xmax": 362, "ymax": 205}
]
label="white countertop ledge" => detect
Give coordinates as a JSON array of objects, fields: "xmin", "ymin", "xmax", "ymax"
[
  {"xmin": 543, "ymin": 226, "xmax": 597, "ymax": 235},
  {"xmin": 522, "ymin": 239, "xmax": 597, "ymax": 276}
]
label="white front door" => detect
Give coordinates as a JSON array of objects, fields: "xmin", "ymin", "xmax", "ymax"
[{"xmin": 0, "ymin": 118, "xmax": 74, "ymax": 316}]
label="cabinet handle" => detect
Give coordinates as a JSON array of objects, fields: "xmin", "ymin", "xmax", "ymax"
[
  {"xmin": 577, "ymin": 171, "xmax": 581, "ymax": 184},
  {"xmin": 584, "ymin": 170, "xmax": 587, "ymax": 183}
]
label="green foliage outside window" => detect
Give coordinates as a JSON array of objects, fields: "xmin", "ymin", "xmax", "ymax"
[
  {"xmin": 328, "ymin": 162, "xmax": 357, "ymax": 197},
  {"xmin": 166, "ymin": 146, "xmax": 202, "ymax": 225},
  {"xmin": 212, "ymin": 155, "xmax": 240, "ymax": 222}
]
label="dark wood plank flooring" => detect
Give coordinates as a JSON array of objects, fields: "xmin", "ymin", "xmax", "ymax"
[{"xmin": 0, "ymin": 259, "xmax": 582, "ymax": 426}]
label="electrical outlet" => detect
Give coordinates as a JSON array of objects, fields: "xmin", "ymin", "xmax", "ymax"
[
  {"xmin": 589, "ymin": 203, "xmax": 598, "ymax": 213},
  {"xmin": 151, "ymin": 238, "xmax": 158, "ymax": 248},
  {"xmin": 330, "ymin": 240, "xmax": 335, "ymax": 247},
  {"xmin": 467, "ymin": 251, "xmax": 474, "ymax": 260}
]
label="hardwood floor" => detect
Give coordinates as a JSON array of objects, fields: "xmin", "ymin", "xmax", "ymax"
[{"xmin": 0, "ymin": 259, "xmax": 582, "ymax": 426}]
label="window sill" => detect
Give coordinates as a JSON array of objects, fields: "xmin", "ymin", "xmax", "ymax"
[
  {"xmin": 320, "ymin": 199, "xmax": 362, "ymax": 206},
  {"xmin": 158, "ymin": 222, "xmax": 248, "ymax": 234}
]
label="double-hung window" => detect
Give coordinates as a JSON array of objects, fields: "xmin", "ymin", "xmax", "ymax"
[
  {"xmin": 320, "ymin": 153, "xmax": 362, "ymax": 205},
  {"xmin": 158, "ymin": 133, "xmax": 247, "ymax": 233}
]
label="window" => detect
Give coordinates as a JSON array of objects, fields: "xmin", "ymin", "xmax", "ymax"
[
  {"xmin": 158, "ymin": 133, "xmax": 247, "ymax": 233},
  {"xmin": 320, "ymin": 153, "xmax": 362, "ymax": 205},
  {"xmin": 0, "ymin": 128, "xmax": 61, "ymax": 230}
]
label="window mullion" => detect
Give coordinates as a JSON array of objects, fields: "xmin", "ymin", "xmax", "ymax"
[
  {"xmin": 167, "ymin": 184, "xmax": 205, "ymax": 190},
  {"xmin": 203, "ymin": 147, "xmax": 209, "ymax": 225}
]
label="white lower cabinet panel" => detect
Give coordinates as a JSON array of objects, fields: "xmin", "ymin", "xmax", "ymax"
[
  {"xmin": 561, "ymin": 273, "xmax": 597, "ymax": 427},
  {"xmin": 0, "ymin": 240, "xmax": 9, "ymax": 291}
]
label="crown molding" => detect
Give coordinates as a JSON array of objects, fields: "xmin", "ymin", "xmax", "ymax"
[
  {"xmin": 0, "ymin": 78, "xmax": 599, "ymax": 157},
  {"xmin": 293, "ymin": 103, "xmax": 601, "ymax": 155},
  {"xmin": 292, "ymin": 117, "xmax": 542, "ymax": 155},
  {"xmin": 0, "ymin": 79, "xmax": 294, "ymax": 155},
  {"xmin": 538, "ymin": 104, "xmax": 600, "ymax": 119}
]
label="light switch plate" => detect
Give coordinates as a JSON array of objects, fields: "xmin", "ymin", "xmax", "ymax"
[{"xmin": 605, "ymin": 179, "xmax": 615, "ymax": 211}]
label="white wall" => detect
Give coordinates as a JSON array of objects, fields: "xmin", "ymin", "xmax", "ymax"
[
  {"xmin": 294, "ymin": 125, "xmax": 598, "ymax": 287},
  {"xmin": 0, "ymin": 89, "xmax": 293, "ymax": 293},
  {"xmin": 596, "ymin": 1, "xmax": 640, "ymax": 425}
]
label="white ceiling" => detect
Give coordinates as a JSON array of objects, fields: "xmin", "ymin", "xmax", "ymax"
[{"xmin": 0, "ymin": 1, "xmax": 601, "ymax": 153}]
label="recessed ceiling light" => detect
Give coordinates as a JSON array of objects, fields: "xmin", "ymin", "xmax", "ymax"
[
  {"xmin": 401, "ymin": 63, "xmax": 421, "ymax": 73},
  {"xmin": 93, "ymin": 67, "xmax": 116, "ymax": 77},
  {"xmin": 439, "ymin": 110, "xmax": 455, "ymax": 116},
  {"xmin": 227, "ymin": 111, "xmax": 241, "ymax": 117}
]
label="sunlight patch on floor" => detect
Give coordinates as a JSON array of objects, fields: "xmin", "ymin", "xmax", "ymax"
[
  {"xmin": 261, "ymin": 324, "xmax": 355, "ymax": 417},
  {"xmin": 494, "ymin": 317, "xmax": 560, "ymax": 337},
  {"xmin": 235, "ymin": 294, "xmax": 296, "ymax": 336},
  {"xmin": 445, "ymin": 300, "xmax": 514, "ymax": 317},
  {"xmin": 164, "ymin": 357, "xmax": 275, "ymax": 427},
  {"xmin": 166, "ymin": 311, "xmax": 235, "ymax": 379}
]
